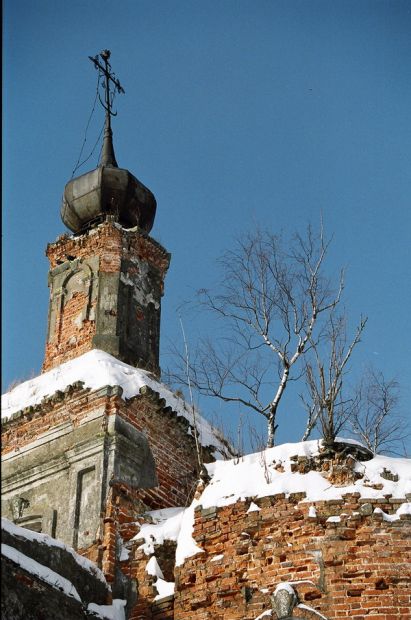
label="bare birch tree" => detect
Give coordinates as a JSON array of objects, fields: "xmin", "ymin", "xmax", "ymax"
[
  {"xmin": 348, "ymin": 367, "xmax": 407, "ymax": 455},
  {"xmin": 301, "ymin": 312, "xmax": 367, "ymax": 448},
  {"xmin": 169, "ymin": 224, "xmax": 343, "ymax": 447}
]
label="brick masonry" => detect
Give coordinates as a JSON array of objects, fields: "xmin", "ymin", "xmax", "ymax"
[
  {"xmin": 125, "ymin": 491, "xmax": 411, "ymax": 620},
  {"xmin": 43, "ymin": 221, "xmax": 170, "ymax": 374}
]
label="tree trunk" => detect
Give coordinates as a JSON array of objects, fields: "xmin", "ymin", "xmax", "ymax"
[{"xmin": 266, "ymin": 411, "xmax": 278, "ymax": 448}]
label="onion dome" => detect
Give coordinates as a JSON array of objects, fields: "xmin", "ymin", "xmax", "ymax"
[
  {"xmin": 60, "ymin": 161, "xmax": 157, "ymax": 234},
  {"xmin": 60, "ymin": 50, "xmax": 156, "ymax": 234}
]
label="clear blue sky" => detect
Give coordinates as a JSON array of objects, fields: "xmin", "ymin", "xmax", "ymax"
[{"xmin": 3, "ymin": 0, "xmax": 411, "ymax": 452}]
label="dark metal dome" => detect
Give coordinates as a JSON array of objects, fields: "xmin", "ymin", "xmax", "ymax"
[{"xmin": 61, "ymin": 165, "xmax": 157, "ymax": 234}]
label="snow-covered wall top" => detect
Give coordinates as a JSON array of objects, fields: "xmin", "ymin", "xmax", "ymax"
[
  {"xmin": 134, "ymin": 439, "xmax": 411, "ymax": 568},
  {"xmin": 1, "ymin": 349, "xmax": 229, "ymax": 456},
  {"xmin": 200, "ymin": 439, "xmax": 411, "ymax": 506}
]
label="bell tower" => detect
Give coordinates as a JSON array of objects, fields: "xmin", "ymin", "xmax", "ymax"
[
  {"xmin": 1, "ymin": 52, "xmax": 229, "ymax": 616},
  {"xmin": 42, "ymin": 51, "xmax": 170, "ymax": 375}
]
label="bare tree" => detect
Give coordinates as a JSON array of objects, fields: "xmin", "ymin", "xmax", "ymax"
[
  {"xmin": 301, "ymin": 312, "xmax": 367, "ymax": 448},
  {"xmin": 348, "ymin": 367, "xmax": 407, "ymax": 455},
  {"xmin": 169, "ymin": 224, "xmax": 343, "ymax": 447}
]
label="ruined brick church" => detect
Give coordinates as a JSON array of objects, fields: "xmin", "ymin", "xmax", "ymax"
[{"xmin": 2, "ymin": 52, "xmax": 411, "ymax": 620}]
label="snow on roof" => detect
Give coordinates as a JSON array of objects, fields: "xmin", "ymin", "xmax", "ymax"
[
  {"xmin": 1, "ymin": 349, "xmax": 230, "ymax": 456},
  {"xmin": 132, "ymin": 440, "xmax": 411, "ymax": 568}
]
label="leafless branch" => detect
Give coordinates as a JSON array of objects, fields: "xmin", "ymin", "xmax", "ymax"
[
  {"xmin": 301, "ymin": 311, "xmax": 367, "ymax": 447},
  {"xmin": 168, "ymin": 223, "xmax": 345, "ymax": 448},
  {"xmin": 348, "ymin": 366, "xmax": 408, "ymax": 455}
]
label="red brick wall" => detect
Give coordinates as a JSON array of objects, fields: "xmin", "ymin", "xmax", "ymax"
[
  {"xmin": 1, "ymin": 384, "xmax": 203, "ymax": 501},
  {"xmin": 46, "ymin": 224, "xmax": 169, "ymax": 274},
  {"xmin": 121, "ymin": 391, "xmax": 208, "ymax": 510},
  {"xmin": 43, "ymin": 294, "xmax": 96, "ymax": 370},
  {"xmin": 1, "ymin": 382, "xmax": 103, "ymax": 456},
  {"xmin": 96, "ymin": 391, "xmax": 210, "ymax": 583},
  {"xmin": 45, "ymin": 225, "xmax": 122, "ymax": 272},
  {"xmin": 123, "ymin": 489, "xmax": 411, "ymax": 619},
  {"xmin": 169, "ymin": 493, "xmax": 411, "ymax": 619}
]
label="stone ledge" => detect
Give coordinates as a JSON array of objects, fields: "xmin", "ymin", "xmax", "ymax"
[{"xmin": 1, "ymin": 520, "xmax": 109, "ymax": 607}]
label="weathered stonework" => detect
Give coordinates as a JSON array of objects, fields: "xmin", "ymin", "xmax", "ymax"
[
  {"xmin": 1, "ymin": 379, "xmax": 221, "ymax": 607},
  {"xmin": 1, "ymin": 558, "xmax": 103, "ymax": 620},
  {"xmin": 1, "ymin": 518, "xmax": 111, "ymax": 620},
  {"xmin": 1, "ymin": 385, "xmax": 157, "ymax": 551},
  {"xmin": 43, "ymin": 221, "xmax": 170, "ymax": 375}
]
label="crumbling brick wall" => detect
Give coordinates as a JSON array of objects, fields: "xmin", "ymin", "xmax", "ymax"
[
  {"xmin": 97, "ymin": 388, "xmax": 216, "ymax": 586},
  {"xmin": 174, "ymin": 493, "xmax": 411, "ymax": 619},
  {"xmin": 127, "ymin": 492, "xmax": 411, "ymax": 620}
]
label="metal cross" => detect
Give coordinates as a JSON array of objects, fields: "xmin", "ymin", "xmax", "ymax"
[
  {"xmin": 89, "ymin": 49, "xmax": 125, "ymax": 120},
  {"xmin": 89, "ymin": 50, "xmax": 125, "ymax": 167}
]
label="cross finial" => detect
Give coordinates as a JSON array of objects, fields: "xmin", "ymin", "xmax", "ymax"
[{"xmin": 89, "ymin": 50, "xmax": 125, "ymax": 167}]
